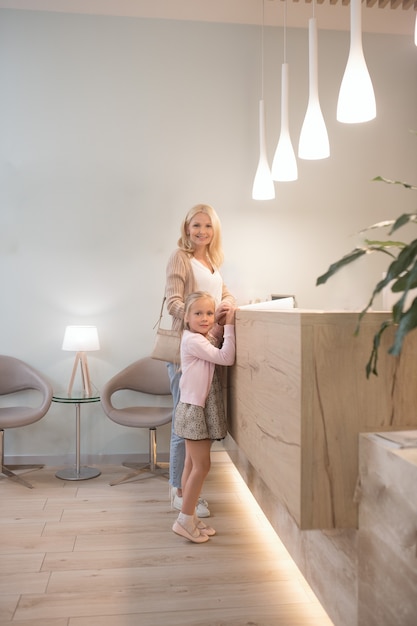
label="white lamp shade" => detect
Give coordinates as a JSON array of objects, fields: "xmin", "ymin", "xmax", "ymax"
[
  {"xmin": 252, "ymin": 100, "xmax": 275, "ymax": 200},
  {"xmin": 298, "ymin": 18, "xmax": 330, "ymax": 160},
  {"xmin": 62, "ymin": 325, "xmax": 100, "ymax": 352},
  {"xmin": 298, "ymin": 104, "xmax": 330, "ymax": 159},
  {"xmin": 336, "ymin": 0, "xmax": 376, "ymax": 123},
  {"xmin": 272, "ymin": 63, "xmax": 298, "ymax": 182}
]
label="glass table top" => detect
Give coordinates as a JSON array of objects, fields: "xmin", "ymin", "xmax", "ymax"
[{"xmin": 52, "ymin": 390, "xmax": 100, "ymax": 403}]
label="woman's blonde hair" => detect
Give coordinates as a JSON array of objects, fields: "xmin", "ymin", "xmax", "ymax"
[
  {"xmin": 183, "ymin": 291, "xmax": 215, "ymax": 330},
  {"xmin": 177, "ymin": 203, "xmax": 224, "ymax": 267}
]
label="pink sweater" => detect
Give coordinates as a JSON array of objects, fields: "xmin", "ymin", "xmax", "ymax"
[{"xmin": 179, "ymin": 325, "xmax": 236, "ymax": 407}]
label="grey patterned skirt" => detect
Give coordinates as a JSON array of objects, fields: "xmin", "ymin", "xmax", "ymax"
[{"xmin": 174, "ymin": 369, "xmax": 227, "ymax": 441}]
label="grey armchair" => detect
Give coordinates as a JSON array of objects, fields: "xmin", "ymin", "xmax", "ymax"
[
  {"xmin": 101, "ymin": 357, "xmax": 173, "ymax": 486},
  {"xmin": 0, "ymin": 355, "xmax": 53, "ymax": 488}
]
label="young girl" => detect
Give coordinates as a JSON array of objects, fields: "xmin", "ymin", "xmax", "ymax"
[{"xmin": 172, "ymin": 291, "xmax": 236, "ymax": 543}]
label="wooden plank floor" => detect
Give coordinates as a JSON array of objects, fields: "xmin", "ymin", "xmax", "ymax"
[{"xmin": 0, "ymin": 450, "xmax": 334, "ymax": 626}]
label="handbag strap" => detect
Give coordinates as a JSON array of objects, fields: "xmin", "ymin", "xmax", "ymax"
[{"xmin": 153, "ymin": 296, "xmax": 167, "ymax": 330}]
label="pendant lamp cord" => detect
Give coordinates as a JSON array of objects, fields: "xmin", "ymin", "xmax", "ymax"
[
  {"xmin": 283, "ymin": 0, "xmax": 287, "ymax": 64},
  {"xmin": 261, "ymin": 0, "xmax": 265, "ymax": 99}
]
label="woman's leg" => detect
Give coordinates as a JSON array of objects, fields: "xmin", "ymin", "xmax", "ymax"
[
  {"xmin": 167, "ymin": 363, "xmax": 185, "ymax": 492},
  {"xmin": 181, "ymin": 439, "xmax": 212, "ymax": 516}
]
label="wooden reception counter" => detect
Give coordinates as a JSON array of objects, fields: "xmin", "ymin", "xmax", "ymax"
[
  {"xmin": 228, "ymin": 309, "xmax": 417, "ymax": 530},
  {"xmin": 227, "ymin": 309, "xmax": 417, "ymax": 624}
]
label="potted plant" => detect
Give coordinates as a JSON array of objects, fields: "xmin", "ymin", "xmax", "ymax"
[{"xmin": 316, "ymin": 174, "xmax": 417, "ymax": 377}]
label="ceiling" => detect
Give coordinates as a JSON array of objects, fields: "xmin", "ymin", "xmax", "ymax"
[{"xmin": 0, "ymin": 0, "xmax": 415, "ymax": 35}]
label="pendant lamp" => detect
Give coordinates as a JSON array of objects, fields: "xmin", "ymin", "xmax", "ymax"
[
  {"xmin": 271, "ymin": 0, "xmax": 298, "ymax": 182},
  {"xmin": 298, "ymin": 4, "xmax": 330, "ymax": 160},
  {"xmin": 337, "ymin": 0, "xmax": 376, "ymax": 124},
  {"xmin": 252, "ymin": 0, "xmax": 275, "ymax": 200},
  {"xmin": 414, "ymin": 14, "xmax": 417, "ymax": 46}
]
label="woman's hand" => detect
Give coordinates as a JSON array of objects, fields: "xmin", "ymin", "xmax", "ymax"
[
  {"xmin": 215, "ymin": 302, "xmax": 234, "ymax": 326},
  {"xmin": 225, "ymin": 306, "xmax": 237, "ymax": 325}
]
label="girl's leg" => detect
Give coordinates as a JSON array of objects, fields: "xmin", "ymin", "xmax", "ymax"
[
  {"xmin": 180, "ymin": 444, "xmax": 211, "ymax": 519},
  {"xmin": 181, "ymin": 449, "xmax": 192, "ymax": 495},
  {"xmin": 172, "ymin": 439, "xmax": 212, "ymax": 543},
  {"xmin": 181, "ymin": 439, "xmax": 211, "ymax": 516}
]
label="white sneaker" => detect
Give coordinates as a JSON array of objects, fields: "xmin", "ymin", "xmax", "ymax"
[
  {"xmin": 171, "ymin": 489, "xmax": 210, "ymax": 518},
  {"xmin": 196, "ymin": 497, "xmax": 210, "ymax": 518}
]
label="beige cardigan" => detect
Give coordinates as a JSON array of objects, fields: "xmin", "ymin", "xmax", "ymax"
[{"xmin": 165, "ymin": 249, "xmax": 235, "ymax": 332}]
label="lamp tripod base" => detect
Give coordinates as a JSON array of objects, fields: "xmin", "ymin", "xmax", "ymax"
[{"xmin": 67, "ymin": 352, "xmax": 93, "ymax": 396}]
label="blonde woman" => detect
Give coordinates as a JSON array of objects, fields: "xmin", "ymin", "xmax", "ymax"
[{"xmin": 165, "ymin": 204, "xmax": 235, "ymax": 518}]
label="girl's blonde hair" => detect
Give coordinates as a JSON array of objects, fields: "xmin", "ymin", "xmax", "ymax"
[
  {"xmin": 177, "ymin": 203, "xmax": 224, "ymax": 268},
  {"xmin": 183, "ymin": 291, "xmax": 215, "ymax": 330}
]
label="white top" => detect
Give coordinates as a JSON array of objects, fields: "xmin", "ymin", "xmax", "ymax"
[{"xmin": 191, "ymin": 258, "xmax": 223, "ymax": 307}]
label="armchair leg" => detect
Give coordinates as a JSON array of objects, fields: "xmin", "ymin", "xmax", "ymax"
[
  {"xmin": 149, "ymin": 428, "xmax": 169, "ymax": 473},
  {"xmin": 1, "ymin": 464, "xmax": 35, "ymax": 489},
  {"xmin": 110, "ymin": 428, "xmax": 169, "ymax": 486},
  {"xmin": 0, "ymin": 429, "xmax": 43, "ymax": 489}
]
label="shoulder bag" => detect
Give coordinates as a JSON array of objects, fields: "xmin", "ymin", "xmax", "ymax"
[{"xmin": 151, "ymin": 296, "xmax": 181, "ymax": 364}]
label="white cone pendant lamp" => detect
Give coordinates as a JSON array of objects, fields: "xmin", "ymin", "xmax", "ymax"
[
  {"xmin": 252, "ymin": 0, "xmax": 275, "ymax": 200},
  {"xmin": 298, "ymin": 12, "xmax": 330, "ymax": 160},
  {"xmin": 272, "ymin": 0, "xmax": 298, "ymax": 182},
  {"xmin": 272, "ymin": 63, "xmax": 298, "ymax": 180},
  {"xmin": 252, "ymin": 99, "xmax": 275, "ymax": 199},
  {"xmin": 337, "ymin": 0, "xmax": 376, "ymax": 123}
]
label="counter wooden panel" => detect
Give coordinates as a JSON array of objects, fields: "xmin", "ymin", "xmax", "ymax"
[
  {"xmin": 228, "ymin": 309, "xmax": 417, "ymax": 529},
  {"xmin": 358, "ymin": 432, "xmax": 417, "ymax": 626}
]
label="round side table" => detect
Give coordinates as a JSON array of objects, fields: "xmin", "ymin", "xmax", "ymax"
[{"xmin": 52, "ymin": 391, "xmax": 101, "ymax": 480}]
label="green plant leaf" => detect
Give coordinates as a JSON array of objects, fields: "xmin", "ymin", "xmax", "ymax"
[
  {"xmin": 389, "ymin": 213, "xmax": 417, "ymax": 235},
  {"xmin": 317, "ymin": 243, "xmax": 404, "ymax": 290},
  {"xmin": 359, "ymin": 220, "xmax": 396, "ymax": 233},
  {"xmin": 357, "ymin": 274, "xmax": 393, "ymax": 327},
  {"xmin": 392, "ymin": 291, "xmax": 407, "ymax": 324},
  {"xmin": 356, "ymin": 241, "xmax": 417, "ymax": 326},
  {"xmin": 372, "ymin": 176, "xmax": 417, "ymax": 191},
  {"xmin": 365, "ymin": 319, "xmax": 393, "ymax": 378},
  {"xmin": 358, "ymin": 213, "xmax": 417, "ymax": 236},
  {"xmin": 383, "ymin": 240, "xmax": 417, "ymax": 287},
  {"xmin": 364, "ymin": 239, "xmax": 406, "ymax": 250},
  {"xmin": 389, "ymin": 296, "xmax": 417, "ymax": 356},
  {"xmin": 316, "ymin": 248, "xmax": 367, "ymax": 286},
  {"xmin": 391, "ymin": 260, "xmax": 417, "ymax": 292}
]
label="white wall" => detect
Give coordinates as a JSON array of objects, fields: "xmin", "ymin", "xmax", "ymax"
[{"xmin": 0, "ymin": 9, "xmax": 416, "ymax": 463}]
